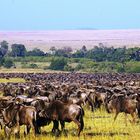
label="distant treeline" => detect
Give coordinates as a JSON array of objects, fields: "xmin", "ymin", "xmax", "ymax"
[{"xmin": 0, "ymin": 40, "xmax": 140, "ymax": 69}]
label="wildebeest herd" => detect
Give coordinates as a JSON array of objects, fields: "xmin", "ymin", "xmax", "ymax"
[{"xmin": 0, "ymin": 72, "xmax": 140, "ymax": 138}]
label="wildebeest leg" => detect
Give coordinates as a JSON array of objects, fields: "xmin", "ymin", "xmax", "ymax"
[
  {"xmin": 14, "ymin": 122, "xmax": 20, "ymax": 138},
  {"xmin": 30, "ymin": 122, "xmax": 36, "ymax": 136},
  {"xmin": 52, "ymin": 120, "xmax": 59, "ymax": 133},
  {"xmin": 73, "ymin": 119, "xmax": 82, "ymax": 136},
  {"xmin": 24, "ymin": 125, "xmax": 31, "ymax": 135},
  {"xmin": 137, "ymin": 109, "xmax": 140, "ymax": 118},
  {"xmin": 130, "ymin": 112, "xmax": 136, "ymax": 124},
  {"xmin": 86, "ymin": 98, "xmax": 94, "ymax": 112},
  {"xmin": 79, "ymin": 116, "xmax": 84, "ymax": 132},
  {"xmin": 60, "ymin": 121, "xmax": 67, "ymax": 135},
  {"xmin": 125, "ymin": 113, "xmax": 127, "ymax": 126},
  {"xmin": 35, "ymin": 126, "xmax": 41, "ymax": 134},
  {"xmin": 114, "ymin": 112, "xmax": 119, "ymax": 122},
  {"xmin": 4, "ymin": 126, "xmax": 11, "ymax": 138},
  {"xmin": 60, "ymin": 121, "xmax": 65, "ymax": 131}
]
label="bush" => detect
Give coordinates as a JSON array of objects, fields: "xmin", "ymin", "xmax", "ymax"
[
  {"xmin": 3, "ymin": 59, "xmax": 14, "ymax": 68},
  {"xmin": 27, "ymin": 48, "xmax": 45, "ymax": 56},
  {"xmin": 64, "ymin": 65, "xmax": 74, "ymax": 71},
  {"xmin": 0, "ymin": 58, "xmax": 5, "ymax": 66},
  {"xmin": 49, "ymin": 57, "xmax": 67, "ymax": 70},
  {"xmin": 117, "ymin": 67, "xmax": 125, "ymax": 73},
  {"xmin": 28, "ymin": 63, "xmax": 38, "ymax": 69},
  {"xmin": 75, "ymin": 64, "xmax": 85, "ymax": 71},
  {"xmin": 43, "ymin": 66, "xmax": 49, "ymax": 70},
  {"xmin": 126, "ymin": 66, "xmax": 140, "ymax": 73}
]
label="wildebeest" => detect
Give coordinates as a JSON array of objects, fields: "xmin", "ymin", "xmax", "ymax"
[
  {"xmin": 39, "ymin": 100, "xmax": 84, "ymax": 136},
  {"xmin": 105, "ymin": 94, "xmax": 137, "ymax": 124},
  {"xmin": 1, "ymin": 102, "xmax": 37, "ymax": 137}
]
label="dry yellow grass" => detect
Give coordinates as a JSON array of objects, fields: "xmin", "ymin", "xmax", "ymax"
[{"xmin": 0, "ymin": 107, "xmax": 139, "ymax": 140}]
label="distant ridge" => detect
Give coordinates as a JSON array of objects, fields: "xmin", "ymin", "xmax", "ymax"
[
  {"xmin": 75, "ymin": 27, "xmax": 98, "ymax": 30},
  {"xmin": 0, "ymin": 29, "xmax": 140, "ymax": 51}
]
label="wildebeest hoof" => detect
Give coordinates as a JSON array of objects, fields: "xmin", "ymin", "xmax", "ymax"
[
  {"xmin": 53, "ymin": 129, "xmax": 61, "ymax": 137},
  {"xmin": 15, "ymin": 133, "xmax": 20, "ymax": 139},
  {"xmin": 72, "ymin": 131, "xmax": 77, "ymax": 136},
  {"xmin": 51, "ymin": 128, "xmax": 55, "ymax": 133},
  {"xmin": 63, "ymin": 129, "xmax": 68, "ymax": 136}
]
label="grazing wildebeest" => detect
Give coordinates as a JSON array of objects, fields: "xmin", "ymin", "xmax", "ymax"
[
  {"xmin": 1, "ymin": 102, "xmax": 37, "ymax": 137},
  {"xmin": 39, "ymin": 100, "xmax": 84, "ymax": 136},
  {"xmin": 105, "ymin": 94, "xmax": 137, "ymax": 124}
]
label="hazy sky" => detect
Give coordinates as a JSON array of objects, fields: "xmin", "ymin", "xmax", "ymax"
[{"xmin": 0, "ymin": 0, "xmax": 140, "ymax": 30}]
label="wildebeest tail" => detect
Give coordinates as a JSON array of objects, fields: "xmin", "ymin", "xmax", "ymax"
[
  {"xmin": 79, "ymin": 107, "xmax": 84, "ymax": 131},
  {"xmin": 136, "ymin": 103, "xmax": 140, "ymax": 118},
  {"xmin": 80, "ymin": 106, "xmax": 85, "ymax": 116},
  {"xmin": 32, "ymin": 110, "xmax": 37, "ymax": 125}
]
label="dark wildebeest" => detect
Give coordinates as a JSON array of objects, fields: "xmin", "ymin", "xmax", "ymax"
[
  {"xmin": 1, "ymin": 102, "xmax": 37, "ymax": 137},
  {"xmin": 105, "ymin": 94, "xmax": 137, "ymax": 124},
  {"xmin": 39, "ymin": 100, "xmax": 84, "ymax": 136}
]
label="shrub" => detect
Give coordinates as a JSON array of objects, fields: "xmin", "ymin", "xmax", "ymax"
[
  {"xmin": 43, "ymin": 66, "xmax": 49, "ymax": 70},
  {"xmin": 29, "ymin": 63, "xmax": 38, "ymax": 69},
  {"xmin": 126, "ymin": 66, "xmax": 140, "ymax": 73},
  {"xmin": 3, "ymin": 59, "xmax": 14, "ymax": 68},
  {"xmin": 49, "ymin": 57, "xmax": 67, "ymax": 70},
  {"xmin": 64, "ymin": 65, "xmax": 74, "ymax": 71},
  {"xmin": 117, "ymin": 67, "xmax": 125, "ymax": 73},
  {"xmin": 0, "ymin": 58, "xmax": 5, "ymax": 66},
  {"xmin": 75, "ymin": 64, "xmax": 85, "ymax": 71}
]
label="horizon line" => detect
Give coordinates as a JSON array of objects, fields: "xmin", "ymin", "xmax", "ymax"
[{"xmin": 0, "ymin": 28, "xmax": 140, "ymax": 32}]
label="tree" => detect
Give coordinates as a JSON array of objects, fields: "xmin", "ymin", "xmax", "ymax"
[
  {"xmin": 73, "ymin": 46, "xmax": 87, "ymax": 58},
  {"xmin": 55, "ymin": 47, "xmax": 73, "ymax": 57},
  {"xmin": 11, "ymin": 44, "xmax": 27, "ymax": 57},
  {"xmin": 27, "ymin": 48, "xmax": 45, "ymax": 56},
  {"xmin": 50, "ymin": 46, "xmax": 56, "ymax": 55},
  {"xmin": 81, "ymin": 45, "xmax": 87, "ymax": 52},
  {"xmin": 0, "ymin": 40, "xmax": 9, "ymax": 57}
]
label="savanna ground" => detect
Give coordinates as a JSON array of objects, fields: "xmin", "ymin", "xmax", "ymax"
[
  {"xmin": 5, "ymin": 56, "xmax": 140, "ymax": 73},
  {"xmin": 0, "ymin": 78, "xmax": 140, "ymax": 140},
  {"xmin": 0, "ymin": 107, "xmax": 140, "ymax": 140}
]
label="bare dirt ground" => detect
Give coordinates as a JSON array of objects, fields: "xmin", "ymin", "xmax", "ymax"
[{"xmin": 0, "ymin": 30, "xmax": 140, "ymax": 51}]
